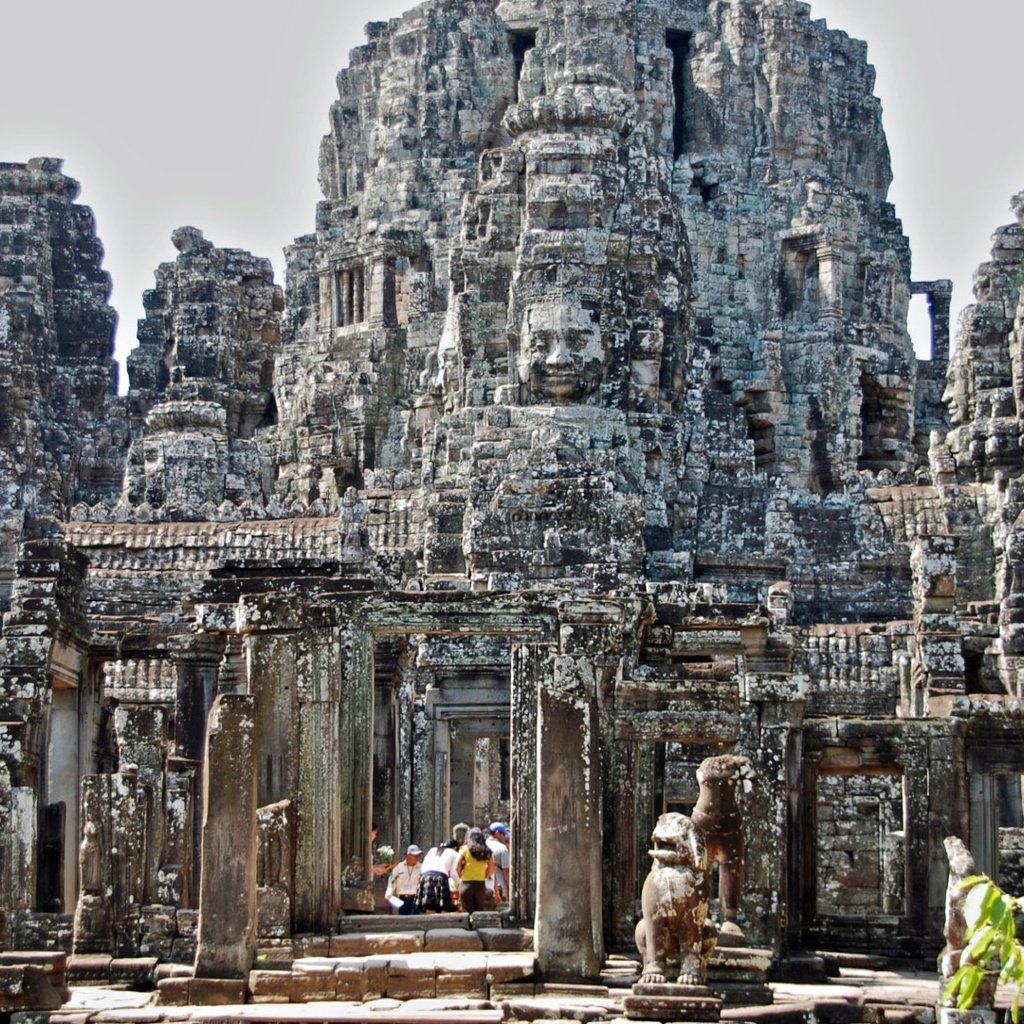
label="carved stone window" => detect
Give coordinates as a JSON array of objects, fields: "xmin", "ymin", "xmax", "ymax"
[
  {"xmin": 336, "ymin": 265, "xmax": 366, "ymax": 328},
  {"xmin": 780, "ymin": 239, "xmax": 820, "ymax": 318}
]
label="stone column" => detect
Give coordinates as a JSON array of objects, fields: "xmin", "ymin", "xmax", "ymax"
[
  {"xmin": 929, "ymin": 280, "xmax": 952, "ymax": 367},
  {"xmin": 195, "ymin": 694, "xmax": 257, "ymax": 979},
  {"xmin": 511, "ymin": 641, "xmax": 542, "ymax": 924},
  {"xmin": 72, "ymin": 770, "xmax": 146, "ymax": 956},
  {"xmin": 159, "ymin": 762, "xmax": 196, "ymax": 908},
  {"xmin": 293, "ymin": 631, "xmax": 343, "ymax": 931},
  {"xmin": 534, "ymin": 650, "xmax": 603, "ymax": 980},
  {"xmin": 169, "ymin": 634, "xmax": 222, "ymax": 906},
  {"xmin": 817, "ymin": 247, "xmax": 843, "ymax": 323},
  {"xmin": 114, "ymin": 704, "xmax": 167, "ymax": 905}
]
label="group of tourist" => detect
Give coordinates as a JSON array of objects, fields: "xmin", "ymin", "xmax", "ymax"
[{"xmin": 384, "ymin": 822, "xmax": 512, "ymax": 915}]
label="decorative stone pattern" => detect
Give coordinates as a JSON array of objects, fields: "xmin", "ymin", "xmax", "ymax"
[{"xmin": 0, "ymin": 0, "xmax": 1023, "ymax": 992}]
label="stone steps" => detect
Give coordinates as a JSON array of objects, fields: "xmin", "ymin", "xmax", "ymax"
[{"xmin": 156, "ymin": 949, "xmax": 539, "ymax": 1007}]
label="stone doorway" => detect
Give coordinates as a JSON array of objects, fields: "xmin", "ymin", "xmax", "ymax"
[
  {"xmin": 371, "ymin": 633, "xmax": 514, "ymax": 864},
  {"xmin": 448, "ymin": 719, "xmax": 511, "ymax": 831},
  {"xmin": 969, "ymin": 759, "xmax": 1024, "ymax": 893}
]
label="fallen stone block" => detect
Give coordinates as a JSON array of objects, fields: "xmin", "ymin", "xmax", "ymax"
[{"xmin": 0, "ymin": 964, "xmax": 63, "ymax": 1012}]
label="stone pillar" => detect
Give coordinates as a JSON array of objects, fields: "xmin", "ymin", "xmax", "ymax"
[
  {"xmin": 740, "ymin": 672, "xmax": 807, "ymax": 951},
  {"xmin": 72, "ymin": 771, "xmax": 146, "ymax": 956},
  {"xmin": 293, "ymin": 633, "xmax": 343, "ymax": 931},
  {"xmin": 169, "ymin": 634, "xmax": 221, "ymax": 914},
  {"xmin": 534, "ymin": 650, "xmax": 603, "ymax": 980},
  {"xmin": 910, "ymin": 535, "xmax": 964, "ymax": 704},
  {"xmin": 511, "ymin": 641, "xmax": 542, "ymax": 925},
  {"xmin": 929, "ymin": 280, "xmax": 952, "ymax": 367},
  {"xmin": 817, "ymin": 247, "xmax": 843, "ymax": 323},
  {"xmin": 339, "ymin": 625, "xmax": 373, "ymax": 880},
  {"xmin": 319, "ymin": 270, "xmax": 334, "ymax": 331},
  {"xmin": 159, "ymin": 762, "xmax": 196, "ymax": 908},
  {"xmin": 114, "ymin": 705, "xmax": 167, "ymax": 904},
  {"xmin": 195, "ymin": 694, "xmax": 257, "ymax": 980}
]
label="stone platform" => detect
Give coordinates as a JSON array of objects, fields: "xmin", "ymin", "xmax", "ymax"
[{"xmin": 623, "ymin": 981, "xmax": 722, "ymax": 1022}]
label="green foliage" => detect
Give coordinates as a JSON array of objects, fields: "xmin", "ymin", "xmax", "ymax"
[{"xmin": 943, "ymin": 875, "xmax": 1024, "ymax": 1022}]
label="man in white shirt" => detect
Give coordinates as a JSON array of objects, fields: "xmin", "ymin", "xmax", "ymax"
[
  {"xmin": 486, "ymin": 822, "xmax": 511, "ymax": 905},
  {"xmin": 385, "ymin": 845, "xmax": 423, "ymax": 915}
]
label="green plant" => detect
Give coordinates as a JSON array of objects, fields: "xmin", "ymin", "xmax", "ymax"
[{"xmin": 944, "ymin": 874, "xmax": 1024, "ymax": 1022}]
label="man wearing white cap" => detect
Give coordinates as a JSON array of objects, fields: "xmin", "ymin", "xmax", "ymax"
[
  {"xmin": 386, "ymin": 844, "xmax": 423, "ymax": 915},
  {"xmin": 486, "ymin": 823, "xmax": 511, "ymax": 906}
]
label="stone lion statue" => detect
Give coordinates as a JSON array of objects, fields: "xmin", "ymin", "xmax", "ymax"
[
  {"xmin": 691, "ymin": 753, "xmax": 755, "ymax": 942},
  {"xmin": 635, "ymin": 812, "xmax": 717, "ymax": 985}
]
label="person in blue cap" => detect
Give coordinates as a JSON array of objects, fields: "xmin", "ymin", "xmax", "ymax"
[{"xmin": 486, "ymin": 822, "xmax": 511, "ymax": 906}]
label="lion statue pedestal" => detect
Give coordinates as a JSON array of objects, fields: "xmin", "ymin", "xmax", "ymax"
[{"xmin": 623, "ymin": 812, "xmax": 722, "ymax": 1022}]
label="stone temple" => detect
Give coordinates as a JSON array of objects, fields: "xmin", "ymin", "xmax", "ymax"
[{"xmin": 2, "ymin": 0, "xmax": 1024, "ymax": 992}]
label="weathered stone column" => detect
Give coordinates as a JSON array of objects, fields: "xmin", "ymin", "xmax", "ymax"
[
  {"xmin": 114, "ymin": 705, "xmax": 167, "ymax": 905},
  {"xmin": 195, "ymin": 693, "xmax": 257, "ymax": 979},
  {"xmin": 534, "ymin": 645, "xmax": 603, "ymax": 980},
  {"xmin": 72, "ymin": 770, "xmax": 146, "ymax": 956}
]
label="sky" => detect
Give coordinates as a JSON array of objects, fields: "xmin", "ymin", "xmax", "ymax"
[{"xmin": 1, "ymin": 0, "xmax": 1021, "ymax": 386}]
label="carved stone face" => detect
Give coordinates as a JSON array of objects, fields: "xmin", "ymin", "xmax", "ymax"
[
  {"xmin": 942, "ymin": 356, "xmax": 971, "ymax": 427},
  {"xmin": 435, "ymin": 322, "xmax": 458, "ymax": 391},
  {"xmin": 517, "ymin": 300, "xmax": 603, "ymax": 403}
]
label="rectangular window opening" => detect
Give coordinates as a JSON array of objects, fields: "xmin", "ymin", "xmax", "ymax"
[
  {"xmin": 509, "ymin": 30, "xmax": 537, "ymax": 88},
  {"xmin": 666, "ymin": 30, "xmax": 692, "ymax": 160}
]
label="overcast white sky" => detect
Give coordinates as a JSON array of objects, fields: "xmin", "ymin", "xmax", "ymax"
[{"xmin": 1, "ymin": 0, "xmax": 1021, "ymax": 386}]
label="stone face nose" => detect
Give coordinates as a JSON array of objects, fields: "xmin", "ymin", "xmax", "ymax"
[{"xmin": 545, "ymin": 334, "xmax": 571, "ymax": 368}]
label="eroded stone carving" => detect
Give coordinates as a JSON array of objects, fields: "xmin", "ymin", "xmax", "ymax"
[
  {"xmin": 635, "ymin": 812, "xmax": 716, "ymax": 986},
  {"xmin": 692, "ymin": 754, "xmax": 755, "ymax": 944}
]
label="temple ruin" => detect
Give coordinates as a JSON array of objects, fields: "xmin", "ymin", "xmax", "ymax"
[{"xmin": 2, "ymin": 0, "xmax": 1024, "ymax": 996}]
